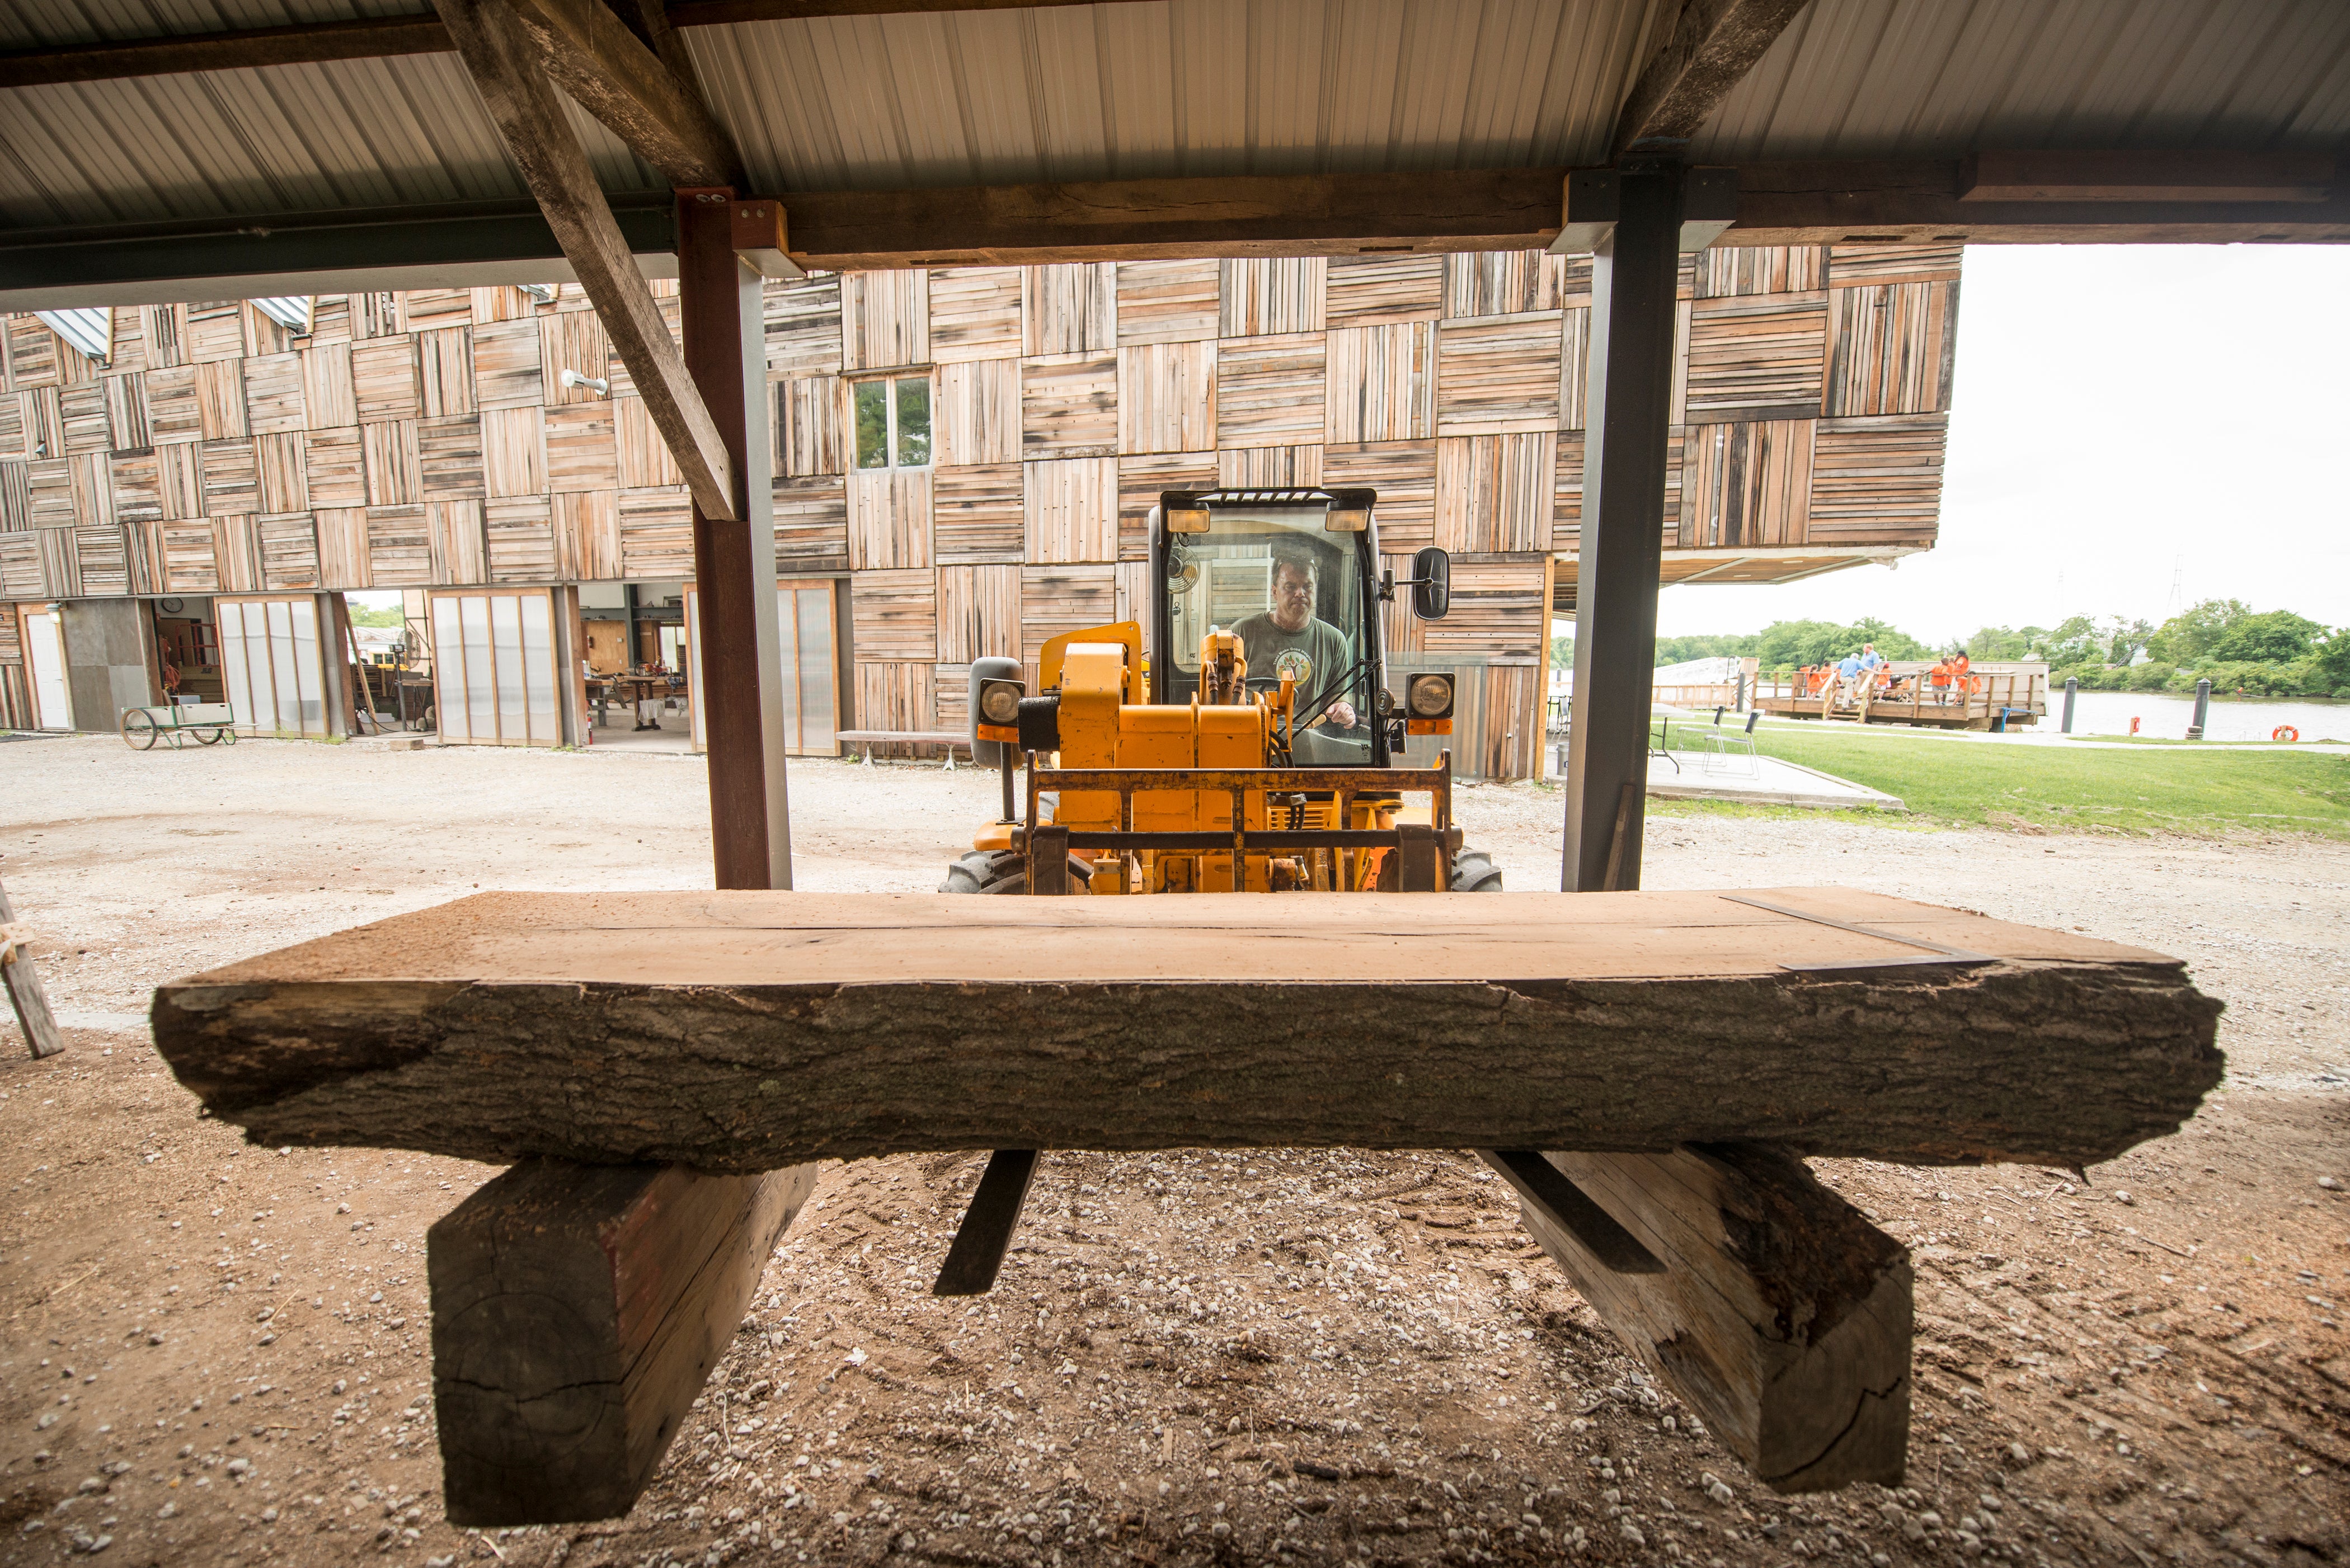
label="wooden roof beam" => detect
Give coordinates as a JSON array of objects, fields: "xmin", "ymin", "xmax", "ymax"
[
  {"xmin": 431, "ymin": 0, "xmax": 737, "ymax": 520},
  {"xmin": 1610, "ymin": 0, "xmax": 1817, "ymax": 162},
  {"xmin": 507, "ymin": 0, "xmax": 744, "ymax": 190},
  {"xmin": 0, "ymin": 1, "xmax": 1097, "ymax": 89}
]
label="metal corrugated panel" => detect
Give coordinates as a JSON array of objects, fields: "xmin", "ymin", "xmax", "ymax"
[
  {"xmin": 1690, "ymin": 0, "xmax": 2350, "ymax": 162},
  {"xmin": 0, "ymin": 1, "xmax": 427, "ymax": 53},
  {"xmin": 0, "ymin": 51, "xmax": 659, "ymax": 229},
  {"xmin": 689, "ymin": 0, "xmax": 1670, "ymax": 194}
]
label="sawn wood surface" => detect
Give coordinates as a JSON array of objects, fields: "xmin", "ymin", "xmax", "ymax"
[{"xmin": 149, "ymin": 888, "xmax": 2224, "ymax": 1173}]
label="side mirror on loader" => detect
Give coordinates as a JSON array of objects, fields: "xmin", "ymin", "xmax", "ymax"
[{"xmin": 1411, "ymin": 547, "xmax": 1451, "ymax": 620}]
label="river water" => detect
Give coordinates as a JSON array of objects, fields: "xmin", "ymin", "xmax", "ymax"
[{"xmin": 2059, "ymin": 689, "xmax": 2350, "ymax": 743}]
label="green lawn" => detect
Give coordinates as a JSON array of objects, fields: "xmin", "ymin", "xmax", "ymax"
[{"xmin": 1732, "ymin": 721, "xmax": 2350, "ymax": 838}]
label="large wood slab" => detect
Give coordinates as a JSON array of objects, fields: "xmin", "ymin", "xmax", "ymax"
[{"xmin": 151, "ymin": 889, "xmax": 2222, "ymax": 1172}]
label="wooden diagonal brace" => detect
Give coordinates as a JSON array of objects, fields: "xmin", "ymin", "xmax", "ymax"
[
  {"xmin": 431, "ymin": 0, "xmax": 739, "ymax": 520},
  {"xmin": 0, "ymin": 879, "xmax": 63, "ymax": 1060},
  {"xmin": 507, "ymin": 0, "xmax": 745, "ymax": 189},
  {"xmin": 1610, "ymin": 0, "xmax": 1816, "ymax": 161},
  {"xmin": 932, "ymin": 1150, "xmax": 1039, "ymax": 1296}
]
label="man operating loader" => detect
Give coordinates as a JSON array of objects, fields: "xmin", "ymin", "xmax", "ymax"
[{"xmin": 1233, "ymin": 545, "xmax": 1358, "ymax": 729}]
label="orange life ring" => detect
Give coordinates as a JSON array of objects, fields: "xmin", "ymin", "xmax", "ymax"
[{"xmin": 2273, "ymin": 725, "xmax": 2299, "ymax": 742}]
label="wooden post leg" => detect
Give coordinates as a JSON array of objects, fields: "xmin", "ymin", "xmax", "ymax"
[
  {"xmin": 428, "ymin": 1159, "xmax": 818, "ymax": 1525},
  {"xmin": 932, "ymin": 1149, "xmax": 1040, "ymax": 1296},
  {"xmin": 0, "ymin": 874, "xmax": 64, "ymax": 1060},
  {"xmin": 1515, "ymin": 1144, "xmax": 1911, "ymax": 1493}
]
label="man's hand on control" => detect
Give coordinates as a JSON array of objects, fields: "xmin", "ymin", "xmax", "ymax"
[{"xmin": 1327, "ymin": 700, "xmax": 1357, "ymax": 728}]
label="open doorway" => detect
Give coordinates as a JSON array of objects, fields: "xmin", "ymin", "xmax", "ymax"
[{"xmin": 580, "ymin": 581, "xmax": 693, "ymax": 752}]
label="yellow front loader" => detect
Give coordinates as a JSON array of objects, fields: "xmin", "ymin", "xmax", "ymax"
[{"xmin": 938, "ymin": 487, "xmax": 1504, "ymax": 896}]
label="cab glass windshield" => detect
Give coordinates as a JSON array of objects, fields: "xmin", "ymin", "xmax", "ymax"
[{"xmin": 1165, "ymin": 509, "xmax": 1366, "ymax": 720}]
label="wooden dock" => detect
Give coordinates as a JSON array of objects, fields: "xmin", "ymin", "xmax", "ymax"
[{"xmin": 1752, "ymin": 661, "xmax": 2048, "ymax": 730}]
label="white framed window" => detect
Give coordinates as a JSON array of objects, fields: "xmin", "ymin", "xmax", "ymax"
[{"xmin": 851, "ymin": 375, "xmax": 932, "ymax": 469}]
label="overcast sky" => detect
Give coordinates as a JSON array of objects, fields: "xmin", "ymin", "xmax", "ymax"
[{"xmin": 1642, "ymin": 244, "xmax": 2350, "ymax": 646}]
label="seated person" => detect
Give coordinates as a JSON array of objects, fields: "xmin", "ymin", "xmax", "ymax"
[{"xmin": 1232, "ymin": 547, "xmax": 1357, "ymax": 728}]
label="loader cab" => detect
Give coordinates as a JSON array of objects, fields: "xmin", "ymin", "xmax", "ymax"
[{"xmin": 1153, "ymin": 488, "xmax": 1446, "ymax": 768}]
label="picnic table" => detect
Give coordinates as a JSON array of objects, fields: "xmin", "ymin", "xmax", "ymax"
[{"xmin": 119, "ymin": 702, "xmax": 236, "ymax": 750}]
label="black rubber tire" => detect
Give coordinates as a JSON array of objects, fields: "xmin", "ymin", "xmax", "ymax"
[
  {"xmin": 939, "ymin": 849, "xmax": 1018, "ymax": 893},
  {"xmin": 121, "ymin": 711, "xmax": 159, "ymax": 751},
  {"xmin": 194, "ymin": 726, "xmax": 224, "ymax": 745},
  {"xmin": 1450, "ymin": 848, "xmax": 1505, "ymax": 893},
  {"xmin": 939, "ymin": 849, "xmax": 1092, "ymax": 894}
]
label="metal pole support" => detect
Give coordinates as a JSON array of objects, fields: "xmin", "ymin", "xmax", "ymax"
[
  {"xmin": 2061, "ymin": 675, "xmax": 2078, "ymax": 733},
  {"xmin": 2188, "ymin": 677, "xmax": 2211, "ymax": 741},
  {"xmin": 1562, "ymin": 162, "xmax": 1683, "ymax": 893}
]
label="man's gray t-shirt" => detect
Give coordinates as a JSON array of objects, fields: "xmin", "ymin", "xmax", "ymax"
[{"xmin": 1230, "ymin": 613, "xmax": 1353, "ymax": 700}]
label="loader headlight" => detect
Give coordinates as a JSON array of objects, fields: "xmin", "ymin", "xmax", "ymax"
[
  {"xmin": 1406, "ymin": 673, "xmax": 1455, "ymax": 719},
  {"xmin": 978, "ymin": 678, "xmax": 1024, "ymax": 726}
]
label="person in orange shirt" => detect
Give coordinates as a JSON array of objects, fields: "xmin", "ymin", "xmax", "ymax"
[{"xmin": 1928, "ymin": 657, "xmax": 1953, "ymax": 704}]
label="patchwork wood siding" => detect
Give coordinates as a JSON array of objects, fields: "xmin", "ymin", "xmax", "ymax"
[
  {"xmin": 1023, "ymin": 457, "xmax": 1118, "ymax": 565},
  {"xmin": 1436, "ymin": 314, "xmax": 1561, "ymax": 435},
  {"xmin": 1117, "ymin": 342, "xmax": 1215, "ymax": 454},
  {"xmin": 1115, "ymin": 261, "xmax": 1219, "ymax": 345},
  {"xmin": 1216, "ymin": 335, "xmax": 1324, "ymax": 449},
  {"xmin": 937, "ymin": 360, "xmax": 1020, "ymax": 466},
  {"xmin": 1024, "ymin": 265, "xmax": 1117, "ymax": 355},
  {"xmin": 933, "ymin": 463, "xmax": 1024, "ymax": 564},
  {"xmin": 0, "ymin": 248, "xmax": 1954, "ymax": 779},
  {"xmin": 1680, "ymin": 421, "xmax": 1816, "ymax": 548},
  {"xmin": 1684, "ymin": 294, "xmax": 1828, "ymax": 423},
  {"xmin": 1326, "ymin": 324, "xmax": 1435, "ymax": 444},
  {"xmin": 1824, "ymin": 281, "xmax": 1958, "ymax": 416},
  {"xmin": 928, "ymin": 269, "xmax": 1022, "ymax": 364},
  {"xmin": 1808, "ymin": 416, "xmax": 1947, "ymax": 543},
  {"xmin": 1021, "ymin": 354, "xmax": 1119, "ymax": 459}
]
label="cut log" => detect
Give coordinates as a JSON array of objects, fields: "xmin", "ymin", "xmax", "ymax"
[
  {"xmin": 429, "ymin": 1159, "xmax": 816, "ymax": 1525},
  {"xmin": 1519, "ymin": 1144, "xmax": 1911, "ymax": 1492},
  {"xmin": 150, "ymin": 887, "xmax": 2223, "ymax": 1172}
]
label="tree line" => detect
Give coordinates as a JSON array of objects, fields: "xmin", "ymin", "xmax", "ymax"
[{"xmin": 1549, "ymin": 601, "xmax": 2350, "ymax": 698}]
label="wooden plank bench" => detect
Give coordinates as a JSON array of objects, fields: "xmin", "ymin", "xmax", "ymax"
[
  {"xmin": 120, "ymin": 701, "xmax": 237, "ymax": 750},
  {"xmin": 149, "ymin": 888, "xmax": 2221, "ymax": 1520},
  {"xmin": 834, "ymin": 728, "xmax": 969, "ymax": 767}
]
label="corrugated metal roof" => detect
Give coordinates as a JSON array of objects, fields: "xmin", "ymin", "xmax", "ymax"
[
  {"xmin": 0, "ymin": 1, "xmax": 425, "ymax": 53},
  {"xmin": 1690, "ymin": 0, "xmax": 2350, "ymax": 162},
  {"xmin": 0, "ymin": 51, "xmax": 658, "ymax": 228},
  {"xmin": 1, "ymin": 0, "xmax": 2342, "ymax": 240},
  {"xmin": 689, "ymin": 0, "xmax": 1667, "ymax": 192}
]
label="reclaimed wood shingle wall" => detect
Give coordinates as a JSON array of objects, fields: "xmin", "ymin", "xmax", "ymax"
[{"xmin": 0, "ymin": 245, "xmax": 1956, "ymax": 776}]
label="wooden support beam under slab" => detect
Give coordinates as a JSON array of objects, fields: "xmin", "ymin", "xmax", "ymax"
[
  {"xmin": 1517, "ymin": 1145, "xmax": 1912, "ymax": 1492},
  {"xmin": 507, "ymin": 0, "xmax": 744, "ymax": 189},
  {"xmin": 430, "ymin": 0, "xmax": 739, "ymax": 520},
  {"xmin": 1610, "ymin": 0, "xmax": 1817, "ymax": 161},
  {"xmin": 429, "ymin": 1159, "xmax": 817, "ymax": 1525}
]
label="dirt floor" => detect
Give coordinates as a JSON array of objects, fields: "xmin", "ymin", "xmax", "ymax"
[{"xmin": 0, "ymin": 733, "xmax": 2343, "ymax": 1568}]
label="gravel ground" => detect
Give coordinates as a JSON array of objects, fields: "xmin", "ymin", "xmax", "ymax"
[{"xmin": 0, "ymin": 733, "xmax": 2343, "ymax": 1568}]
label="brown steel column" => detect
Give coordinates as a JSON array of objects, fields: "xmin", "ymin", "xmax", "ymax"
[
  {"xmin": 1562, "ymin": 164, "xmax": 1683, "ymax": 892},
  {"xmin": 678, "ymin": 191, "xmax": 792, "ymax": 889}
]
